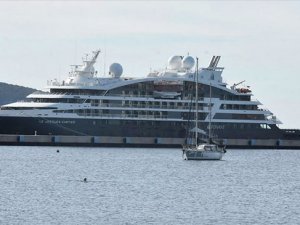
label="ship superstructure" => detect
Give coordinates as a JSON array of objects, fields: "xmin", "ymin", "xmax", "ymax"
[{"xmin": 0, "ymin": 50, "xmax": 297, "ymax": 143}]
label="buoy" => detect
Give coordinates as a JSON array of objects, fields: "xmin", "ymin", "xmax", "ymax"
[
  {"xmin": 83, "ymin": 178, "xmax": 87, "ymax": 183},
  {"xmin": 56, "ymin": 149, "xmax": 60, "ymax": 153}
]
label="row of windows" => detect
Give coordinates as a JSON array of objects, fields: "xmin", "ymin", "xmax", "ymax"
[
  {"xmin": 214, "ymin": 113, "xmax": 265, "ymax": 120},
  {"xmin": 220, "ymin": 104, "xmax": 258, "ymax": 110},
  {"xmin": 30, "ymin": 97, "xmax": 213, "ymax": 110},
  {"xmin": 87, "ymin": 120, "xmax": 271, "ymax": 130},
  {"xmin": 207, "ymin": 123, "xmax": 271, "ymax": 130},
  {"xmin": 88, "ymin": 120, "xmax": 184, "ymax": 127},
  {"xmin": 50, "ymin": 81, "xmax": 252, "ymax": 101},
  {"xmin": 52, "ymin": 108, "xmax": 267, "ymax": 123},
  {"xmin": 53, "ymin": 109, "xmax": 175, "ymax": 119},
  {"xmin": 32, "ymin": 98, "xmax": 85, "ymax": 104},
  {"xmin": 50, "ymin": 89, "xmax": 105, "ymax": 96}
]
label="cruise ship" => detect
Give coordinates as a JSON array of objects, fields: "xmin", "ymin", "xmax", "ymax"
[{"xmin": 0, "ymin": 50, "xmax": 299, "ymax": 146}]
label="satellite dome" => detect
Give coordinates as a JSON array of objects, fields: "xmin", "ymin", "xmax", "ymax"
[
  {"xmin": 168, "ymin": 55, "xmax": 182, "ymax": 70},
  {"xmin": 109, "ymin": 63, "xmax": 123, "ymax": 78},
  {"xmin": 182, "ymin": 56, "xmax": 195, "ymax": 70}
]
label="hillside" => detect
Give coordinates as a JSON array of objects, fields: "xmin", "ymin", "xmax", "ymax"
[{"xmin": 0, "ymin": 82, "xmax": 37, "ymax": 106}]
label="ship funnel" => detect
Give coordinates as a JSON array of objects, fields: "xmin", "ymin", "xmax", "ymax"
[{"xmin": 208, "ymin": 56, "xmax": 221, "ymax": 68}]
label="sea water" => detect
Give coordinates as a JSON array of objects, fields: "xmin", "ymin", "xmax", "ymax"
[{"xmin": 0, "ymin": 146, "xmax": 299, "ymax": 225}]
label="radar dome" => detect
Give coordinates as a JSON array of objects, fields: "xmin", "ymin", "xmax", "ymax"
[
  {"xmin": 109, "ymin": 63, "xmax": 123, "ymax": 78},
  {"xmin": 182, "ymin": 56, "xmax": 195, "ymax": 70},
  {"xmin": 168, "ymin": 55, "xmax": 182, "ymax": 70}
]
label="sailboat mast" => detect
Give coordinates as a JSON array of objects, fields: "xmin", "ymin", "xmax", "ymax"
[
  {"xmin": 209, "ymin": 82, "xmax": 212, "ymax": 141},
  {"xmin": 195, "ymin": 58, "xmax": 199, "ymax": 146}
]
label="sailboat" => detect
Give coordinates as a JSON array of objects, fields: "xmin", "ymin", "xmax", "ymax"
[{"xmin": 182, "ymin": 58, "xmax": 226, "ymax": 160}]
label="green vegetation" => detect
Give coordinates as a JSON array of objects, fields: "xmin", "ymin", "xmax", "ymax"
[{"xmin": 0, "ymin": 82, "xmax": 36, "ymax": 106}]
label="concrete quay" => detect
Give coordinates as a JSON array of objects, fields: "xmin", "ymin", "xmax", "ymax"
[{"xmin": 0, "ymin": 134, "xmax": 299, "ymax": 149}]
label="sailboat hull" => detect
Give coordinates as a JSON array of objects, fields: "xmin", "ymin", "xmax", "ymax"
[{"xmin": 183, "ymin": 150, "xmax": 224, "ymax": 160}]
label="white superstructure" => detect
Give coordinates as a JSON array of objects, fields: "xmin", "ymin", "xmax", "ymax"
[{"xmin": 0, "ymin": 50, "xmax": 283, "ymax": 140}]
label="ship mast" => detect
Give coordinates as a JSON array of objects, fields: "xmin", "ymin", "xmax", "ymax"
[
  {"xmin": 209, "ymin": 82, "xmax": 212, "ymax": 142},
  {"xmin": 195, "ymin": 58, "xmax": 199, "ymax": 146}
]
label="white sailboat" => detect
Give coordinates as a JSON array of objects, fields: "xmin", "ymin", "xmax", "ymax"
[{"xmin": 182, "ymin": 58, "xmax": 226, "ymax": 160}]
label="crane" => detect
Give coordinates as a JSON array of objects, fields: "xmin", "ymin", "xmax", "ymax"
[{"xmin": 230, "ymin": 80, "xmax": 245, "ymax": 90}]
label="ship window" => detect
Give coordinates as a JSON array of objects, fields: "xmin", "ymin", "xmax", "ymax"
[
  {"xmin": 260, "ymin": 124, "xmax": 271, "ymax": 129},
  {"xmin": 86, "ymin": 109, "xmax": 91, "ymax": 115}
]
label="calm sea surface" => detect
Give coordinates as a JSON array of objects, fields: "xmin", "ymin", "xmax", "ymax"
[{"xmin": 0, "ymin": 146, "xmax": 299, "ymax": 225}]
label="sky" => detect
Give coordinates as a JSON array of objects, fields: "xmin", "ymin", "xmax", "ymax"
[{"xmin": 0, "ymin": 1, "xmax": 299, "ymax": 128}]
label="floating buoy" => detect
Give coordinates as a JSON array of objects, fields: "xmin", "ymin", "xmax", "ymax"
[
  {"xmin": 56, "ymin": 149, "xmax": 60, "ymax": 153},
  {"xmin": 83, "ymin": 178, "xmax": 87, "ymax": 183}
]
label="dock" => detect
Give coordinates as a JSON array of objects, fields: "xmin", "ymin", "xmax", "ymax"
[{"xmin": 0, "ymin": 134, "xmax": 300, "ymax": 149}]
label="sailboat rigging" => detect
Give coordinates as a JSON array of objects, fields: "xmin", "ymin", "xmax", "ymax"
[{"xmin": 182, "ymin": 57, "xmax": 226, "ymax": 160}]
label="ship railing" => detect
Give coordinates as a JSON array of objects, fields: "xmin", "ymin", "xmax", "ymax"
[
  {"xmin": 16, "ymin": 99, "xmax": 33, "ymax": 103},
  {"xmin": 108, "ymin": 94, "xmax": 155, "ymax": 98},
  {"xmin": 95, "ymin": 103, "xmax": 204, "ymax": 111},
  {"xmin": 30, "ymin": 91, "xmax": 72, "ymax": 96},
  {"xmin": 31, "ymin": 90, "xmax": 50, "ymax": 95},
  {"xmin": 98, "ymin": 104, "xmax": 195, "ymax": 110},
  {"xmin": 76, "ymin": 112, "xmax": 170, "ymax": 120},
  {"xmin": 258, "ymin": 108, "xmax": 270, "ymax": 112},
  {"xmin": 266, "ymin": 115, "xmax": 282, "ymax": 124},
  {"xmin": 47, "ymin": 80, "xmax": 99, "ymax": 87}
]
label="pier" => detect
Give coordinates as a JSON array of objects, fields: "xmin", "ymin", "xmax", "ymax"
[{"xmin": 0, "ymin": 134, "xmax": 299, "ymax": 149}]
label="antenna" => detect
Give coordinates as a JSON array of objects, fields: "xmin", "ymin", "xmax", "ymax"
[
  {"xmin": 103, "ymin": 47, "xmax": 106, "ymax": 76},
  {"xmin": 74, "ymin": 40, "xmax": 78, "ymax": 66}
]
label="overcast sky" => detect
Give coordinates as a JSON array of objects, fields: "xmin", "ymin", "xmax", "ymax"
[{"xmin": 0, "ymin": 1, "xmax": 299, "ymax": 128}]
